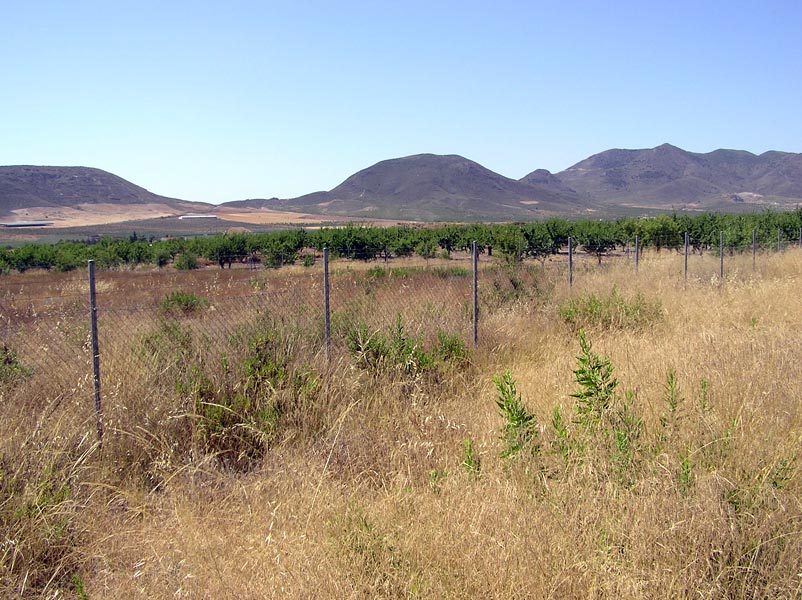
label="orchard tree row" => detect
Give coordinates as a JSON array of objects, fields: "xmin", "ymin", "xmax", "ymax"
[{"xmin": 3, "ymin": 209, "xmax": 802, "ymax": 274}]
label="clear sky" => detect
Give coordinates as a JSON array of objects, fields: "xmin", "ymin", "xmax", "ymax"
[{"xmin": 2, "ymin": 0, "xmax": 801, "ymax": 204}]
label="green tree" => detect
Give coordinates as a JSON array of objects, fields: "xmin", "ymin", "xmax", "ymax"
[{"xmin": 575, "ymin": 221, "xmax": 620, "ymax": 264}]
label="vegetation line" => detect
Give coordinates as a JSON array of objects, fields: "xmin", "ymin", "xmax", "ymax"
[{"xmin": 3, "ymin": 209, "xmax": 802, "ymax": 273}]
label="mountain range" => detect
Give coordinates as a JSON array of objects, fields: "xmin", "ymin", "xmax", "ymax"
[
  {"xmin": 3, "ymin": 144, "xmax": 802, "ymax": 224},
  {"xmin": 229, "ymin": 154, "xmax": 592, "ymax": 221}
]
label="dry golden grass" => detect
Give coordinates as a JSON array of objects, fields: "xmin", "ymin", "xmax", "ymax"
[{"xmin": 2, "ymin": 249, "xmax": 802, "ymax": 598}]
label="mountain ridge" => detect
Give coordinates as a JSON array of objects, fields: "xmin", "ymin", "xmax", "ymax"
[
  {"xmin": 253, "ymin": 153, "xmax": 593, "ymax": 221},
  {"xmin": 0, "ymin": 165, "xmax": 209, "ymax": 217},
  {"xmin": 4, "ymin": 145, "xmax": 802, "ymax": 224},
  {"xmin": 556, "ymin": 144, "xmax": 802, "ymax": 210}
]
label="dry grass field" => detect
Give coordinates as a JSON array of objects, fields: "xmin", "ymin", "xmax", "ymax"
[{"xmin": 2, "ymin": 249, "xmax": 802, "ymax": 599}]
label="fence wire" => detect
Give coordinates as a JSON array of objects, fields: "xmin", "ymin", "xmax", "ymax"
[{"xmin": 3, "ymin": 237, "xmax": 802, "ymax": 439}]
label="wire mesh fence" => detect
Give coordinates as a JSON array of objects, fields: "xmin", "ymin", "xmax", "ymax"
[{"xmin": 3, "ymin": 233, "xmax": 802, "ymax": 446}]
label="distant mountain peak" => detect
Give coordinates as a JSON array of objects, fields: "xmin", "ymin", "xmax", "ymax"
[
  {"xmin": 0, "ymin": 165, "xmax": 208, "ymax": 217},
  {"xmin": 254, "ymin": 153, "xmax": 593, "ymax": 221},
  {"xmin": 556, "ymin": 144, "xmax": 802, "ymax": 209}
]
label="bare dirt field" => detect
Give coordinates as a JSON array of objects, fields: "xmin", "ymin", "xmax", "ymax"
[
  {"xmin": 214, "ymin": 206, "xmax": 412, "ymax": 227},
  {"xmin": 3, "ymin": 204, "xmax": 415, "ymax": 234},
  {"xmin": 7, "ymin": 203, "xmax": 182, "ymax": 228}
]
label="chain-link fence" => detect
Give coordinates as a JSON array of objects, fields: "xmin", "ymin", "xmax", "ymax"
[
  {"xmin": 1, "ymin": 251, "xmax": 479, "ymax": 449},
  {"xmin": 2, "ymin": 233, "xmax": 801, "ymax": 447}
]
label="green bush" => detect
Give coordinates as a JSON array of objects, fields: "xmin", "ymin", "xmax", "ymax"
[
  {"xmin": 571, "ymin": 330, "xmax": 618, "ymax": 428},
  {"xmin": 432, "ymin": 266, "xmax": 469, "ymax": 278},
  {"xmin": 160, "ymin": 291, "xmax": 208, "ymax": 314},
  {"xmin": 493, "ymin": 370, "xmax": 539, "ymax": 460},
  {"xmin": 185, "ymin": 313, "xmax": 317, "ymax": 471},
  {"xmin": 0, "ymin": 345, "xmax": 31, "ymax": 386},
  {"xmin": 559, "ymin": 287, "xmax": 662, "ymax": 331},
  {"xmin": 346, "ymin": 315, "xmax": 437, "ymax": 376},
  {"xmin": 435, "ymin": 331, "xmax": 469, "ymax": 365},
  {"xmin": 174, "ymin": 251, "xmax": 198, "ymax": 271},
  {"xmin": 366, "ymin": 266, "xmax": 387, "ymax": 279}
]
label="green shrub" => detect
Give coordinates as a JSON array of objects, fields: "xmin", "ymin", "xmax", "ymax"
[
  {"xmin": 346, "ymin": 322, "xmax": 390, "ymax": 372},
  {"xmin": 432, "ymin": 266, "xmax": 469, "ymax": 278},
  {"xmin": 188, "ymin": 313, "xmax": 313, "ymax": 470},
  {"xmin": 174, "ymin": 251, "xmax": 198, "ymax": 271},
  {"xmin": 571, "ymin": 330, "xmax": 618, "ymax": 429},
  {"xmin": 559, "ymin": 287, "xmax": 662, "ymax": 331},
  {"xmin": 460, "ymin": 438, "xmax": 481, "ymax": 476},
  {"xmin": 435, "ymin": 330, "xmax": 469, "ymax": 365},
  {"xmin": 366, "ymin": 266, "xmax": 387, "ymax": 279},
  {"xmin": 493, "ymin": 370, "xmax": 539, "ymax": 459},
  {"xmin": 386, "ymin": 314, "xmax": 434, "ymax": 375},
  {"xmin": 569, "ymin": 331, "xmax": 643, "ymax": 482},
  {"xmin": 160, "ymin": 290, "xmax": 208, "ymax": 314},
  {"xmin": 0, "ymin": 345, "xmax": 31, "ymax": 386},
  {"xmin": 343, "ymin": 315, "xmax": 469, "ymax": 377}
]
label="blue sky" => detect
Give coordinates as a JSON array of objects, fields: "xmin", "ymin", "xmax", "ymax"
[{"xmin": 2, "ymin": 0, "xmax": 801, "ymax": 204}]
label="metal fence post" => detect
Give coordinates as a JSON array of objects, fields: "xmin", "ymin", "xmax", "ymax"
[
  {"xmin": 88, "ymin": 260, "xmax": 103, "ymax": 447},
  {"xmin": 323, "ymin": 247, "xmax": 331, "ymax": 361},
  {"xmin": 684, "ymin": 231, "xmax": 689, "ymax": 289},
  {"xmin": 778, "ymin": 228, "xmax": 782, "ymax": 253},
  {"xmin": 634, "ymin": 235, "xmax": 639, "ymax": 274},
  {"xmin": 472, "ymin": 241, "xmax": 478, "ymax": 346},
  {"xmin": 568, "ymin": 237, "xmax": 574, "ymax": 289},
  {"xmin": 719, "ymin": 231, "xmax": 724, "ymax": 282},
  {"xmin": 752, "ymin": 229, "xmax": 757, "ymax": 272}
]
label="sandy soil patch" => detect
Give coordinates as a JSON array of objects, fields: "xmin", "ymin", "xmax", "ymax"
[
  {"xmin": 214, "ymin": 207, "xmax": 410, "ymax": 227},
  {"xmin": 9, "ymin": 203, "xmax": 181, "ymax": 228}
]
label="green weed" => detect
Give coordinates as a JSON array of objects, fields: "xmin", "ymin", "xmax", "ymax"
[
  {"xmin": 559, "ymin": 287, "xmax": 663, "ymax": 331},
  {"xmin": 0, "ymin": 344, "xmax": 31, "ymax": 386},
  {"xmin": 551, "ymin": 405, "xmax": 571, "ymax": 460},
  {"xmin": 571, "ymin": 330, "xmax": 618, "ymax": 429},
  {"xmin": 429, "ymin": 468, "xmax": 448, "ymax": 493},
  {"xmin": 431, "ymin": 266, "xmax": 469, "ymax": 278},
  {"xmin": 72, "ymin": 574, "xmax": 90, "ymax": 600},
  {"xmin": 460, "ymin": 438, "xmax": 481, "ymax": 476},
  {"xmin": 678, "ymin": 453, "xmax": 693, "ymax": 495},
  {"xmin": 435, "ymin": 330, "xmax": 469, "ymax": 365},
  {"xmin": 347, "ymin": 315, "xmax": 435, "ymax": 376},
  {"xmin": 493, "ymin": 370, "xmax": 539, "ymax": 460},
  {"xmin": 569, "ymin": 331, "xmax": 642, "ymax": 481},
  {"xmin": 658, "ymin": 368, "xmax": 685, "ymax": 441},
  {"xmin": 160, "ymin": 290, "xmax": 208, "ymax": 314}
]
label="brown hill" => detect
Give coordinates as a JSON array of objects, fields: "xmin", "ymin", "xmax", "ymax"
[
  {"xmin": 555, "ymin": 144, "xmax": 802, "ymax": 211},
  {"xmin": 0, "ymin": 166, "xmax": 210, "ymax": 219},
  {"xmin": 243, "ymin": 154, "xmax": 594, "ymax": 221}
]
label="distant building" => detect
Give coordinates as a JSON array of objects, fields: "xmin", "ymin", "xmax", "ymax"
[
  {"xmin": 178, "ymin": 215, "xmax": 218, "ymax": 220},
  {"xmin": 0, "ymin": 221, "xmax": 54, "ymax": 227}
]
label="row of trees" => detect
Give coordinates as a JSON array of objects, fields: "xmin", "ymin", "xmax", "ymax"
[{"xmin": 3, "ymin": 210, "xmax": 802, "ymax": 274}]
